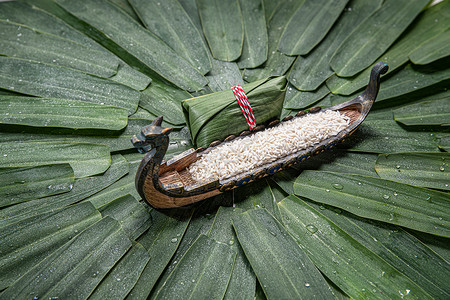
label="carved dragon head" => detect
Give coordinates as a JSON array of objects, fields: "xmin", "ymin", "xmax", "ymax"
[{"xmin": 131, "ymin": 116, "xmax": 173, "ymax": 153}]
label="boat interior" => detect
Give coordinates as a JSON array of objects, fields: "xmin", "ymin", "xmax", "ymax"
[{"xmin": 156, "ymin": 102, "xmax": 363, "ymax": 190}]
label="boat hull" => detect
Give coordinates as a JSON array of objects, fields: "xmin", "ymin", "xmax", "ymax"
[{"xmin": 133, "ymin": 62, "xmax": 389, "ymax": 209}]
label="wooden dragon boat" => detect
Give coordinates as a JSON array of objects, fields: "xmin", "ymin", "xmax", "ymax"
[{"xmin": 132, "ymin": 62, "xmax": 388, "ymax": 208}]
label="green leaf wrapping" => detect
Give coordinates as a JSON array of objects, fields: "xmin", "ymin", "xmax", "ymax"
[{"xmin": 182, "ymin": 76, "xmax": 287, "ymax": 147}]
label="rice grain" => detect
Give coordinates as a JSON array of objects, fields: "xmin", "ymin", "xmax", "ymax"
[{"xmin": 188, "ymin": 110, "xmax": 350, "ymax": 182}]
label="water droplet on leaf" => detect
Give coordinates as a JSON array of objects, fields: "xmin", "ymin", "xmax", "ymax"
[
  {"xmin": 389, "ymin": 213, "xmax": 395, "ymax": 221},
  {"xmin": 332, "ymin": 183, "xmax": 343, "ymax": 190},
  {"xmin": 306, "ymin": 224, "xmax": 318, "ymax": 234}
]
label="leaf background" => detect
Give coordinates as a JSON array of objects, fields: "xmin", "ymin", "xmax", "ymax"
[{"xmin": 0, "ymin": 0, "xmax": 448, "ymax": 299}]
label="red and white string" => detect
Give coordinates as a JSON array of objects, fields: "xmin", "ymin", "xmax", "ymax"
[{"xmin": 231, "ymin": 85, "xmax": 256, "ymax": 130}]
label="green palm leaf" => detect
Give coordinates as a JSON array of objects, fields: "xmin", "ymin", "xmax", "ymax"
[
  {"xmin": 152, "ymin": 234, "xmax": 236, "ymax": 300},
  {"xmin": 288, "ymin": 0, "xmax": 382, "ymax": 91},
  {"xmin": 0, "ymin": 96, "xmax": 128, "ymax": 130},
  {"xmin": 197, "ymin": 0, "xmax": 243, "ymax": 62},
  {"xmin": 410, "ymin": 29, "xmax": 450, "ymax": 65},
  {"xmin": 375, "ymin": 152, "xmax": 450, "ymax": 190},
  {"xmin": 206, "ymin": 59, "xmax": 244, "ymax": 92},
  {"xmin": 0, "ymin": 20, "xmax": 119, "ymax": 78},
  {"xmin": 439, "ymin": 136, "xmax": 450, "ymax": 151},
  {"xmin": 330, "ymin": 0, "xmax": 429, "ymax": 77},
  {"xmin": 293, "ymin": 170, "xmax": 450, "ymax": 237},
  {"xmin": 243, "ymin": 0, "xmax": 300, "ymax": 82},
  {"xmin": 346, "ymin": 120, "xmax": 439, "ymax": 153},
  {"xmin": 309, "ymin": 201, "xmax": 450, "ymax": 299},
  {"xmin": 209, "ymin": 207, "xmax": 256, "ymax": 300},
  {"xmin": 0, "ymin": 1, "xmax": 152, "ymax": 91},
  {"xmin": 0, "ymin": 154, "xmax": 128, "ymax": 228},
  {"xmin": 129, "ymin": 0, "xmax": 212, "ymax": 75},
  {"xmin": 98, "ymin": 194, "xmax": 152, "ymax": 240},
  {"xmin": 89, "ymin": 243, "xmax": 150, "ymax": 300},
  {"xmin": 128, "ymin": 209, "xmax": 192, "ymax": 299},
  {"xmin": 1, "ymin": 216, "xmax": 132, "ymax": 299},
  {"xmin": 278, "ymin": 0, "xmax": 348, "ymax": 56},
  {"xmin": 283, "ymin": 83, "xmax": 330, "ymax": 109},
  {"xmin": 236, "ymin": 0, "xmax": 268, "ymax": 69},
  {"xmin": 0, "ymin": 202, "xmax": 101, "ymax": 290},
  {"xmin": 393, "ymin": 98, "xmax": 450, "ymax": 126},
  {"xmin": 0, "ymin": 141, "xmax": 111, "ymax": 178},
  {"xmin": 54, "ymin": 0, "xmax": 207, "ymax": 92},
  {"xmin": 0, "ymin": 163, "xmax": 74, "ymax": 207},
  {"xmin": 279, "ymin": 195, "xmax": 432, "ymax": 299},
  {"xmin": 0, "ymin": 57, "xmax": 141, "ymax": 115},
  {"xmin": 232, "ymin": 208, "xmax": 334, "ymax": 299},
  {"xmin": 327, "ymin": 0, "xmax": 450, "ymax": 95}
]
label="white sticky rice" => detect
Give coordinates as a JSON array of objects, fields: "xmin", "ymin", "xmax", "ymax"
[{"xmin": 188, "ymin": 110, "xmax": 350, "ymax": 182}]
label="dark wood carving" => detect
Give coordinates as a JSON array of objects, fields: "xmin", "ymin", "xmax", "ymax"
[{"xmin": 132, "ymin": 62, "xmax": 389, "ymax": 208}]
